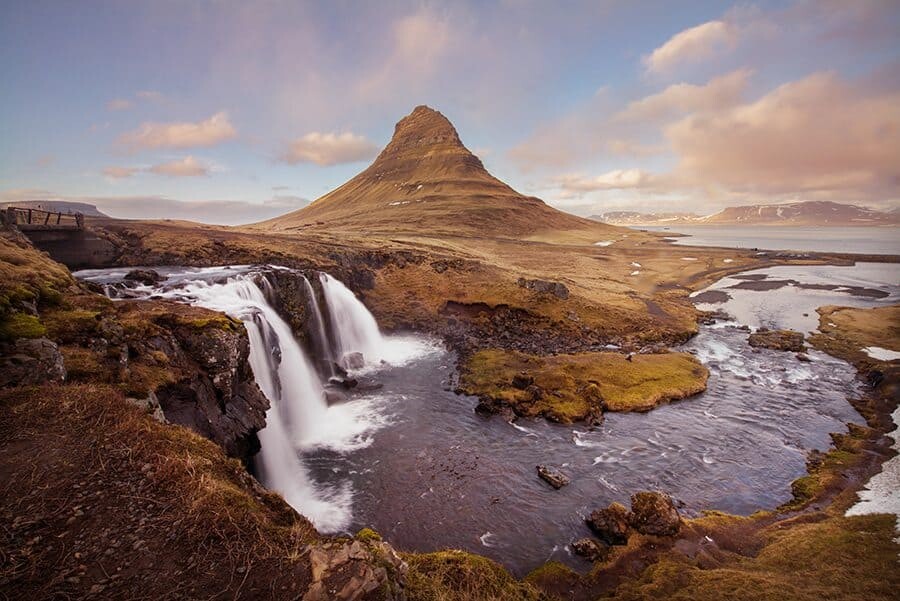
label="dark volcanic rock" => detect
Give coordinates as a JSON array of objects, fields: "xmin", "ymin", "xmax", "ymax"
[
  {"xmin": 748, "ymin": 328, "xmax": 805, "ymax": 352},
  {"xmin": 537, "ymin": 464, "xmax": 570, "ymax": 489},
  {"xmin": 511, "ymin": 372, "xmax": 534, "ymax": 389},
  {"xmin": 571, "ymin": 538, "xmax": 608, "ymax": 562},
  {"xmin": 629, "ymin": 491, "xmax": 682, "ymax": 536},
  {"xmin": 124, "ymin": 269, "xmax": 162, "ymax": 286},
  {"xmin": 516, "ymin": 277, "xmax": 569, "ymax": 300},
  {"xmin": 152, "ymin": 316, "xmax": 269, "ymax": 464},
  {"xmin": 586, "ymin": 502, "xmax": 632, "ymax": 545},
  {"xmin": 0, "ymin": 338, "xmax": 66, "ymax": 387}
]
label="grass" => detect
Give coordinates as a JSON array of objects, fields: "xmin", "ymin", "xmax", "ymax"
[
  {"xmin": 0, "ymin": 312, "xmax": 47, "ymax": 341},
  {"xmin": 458, "ymin": 348, "xmax": 709, "ymax": 421},
  {"xmin": 606, "ymin": 514, "xmax": 899, "ymax": 600},
  {"xmin": 403, "ymin": 550, "xmax": 544, "ymax": 601}
]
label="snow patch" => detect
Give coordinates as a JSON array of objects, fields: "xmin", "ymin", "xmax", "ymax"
[{"xmin": 863, "ymin": 346, "xmax": 900, "ymax": 361}]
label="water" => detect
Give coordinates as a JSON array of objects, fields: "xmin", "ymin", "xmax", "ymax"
[
  {"xmin": 638, "ymin": 225, "xmax": 900, "ymax": 255},
  {"xmin": 74, "ymin": 261, "xmax": 897, "ymax": 576}
]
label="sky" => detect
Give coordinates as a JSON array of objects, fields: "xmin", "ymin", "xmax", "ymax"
[{"xmin": 1, "ymin": 0, "xmax": 898, "ymax": 224}]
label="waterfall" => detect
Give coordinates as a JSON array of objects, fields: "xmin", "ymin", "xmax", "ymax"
[
  {"xmin": 319, "ymin": 273, "xmax": 386, "ymax": 368},
  {"xmin": 302, "ymin": 275, "xmax": 336, "ymax": 378},
  {"xmin": 151, "ymin": 273, "xmax": 389, "ymax": 532}
]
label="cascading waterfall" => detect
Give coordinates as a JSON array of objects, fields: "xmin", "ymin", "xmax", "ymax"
[
  {"xmin": 319, "ymin": 273, "xmax": 386, "ymax": 367},
  {"xmin": 301, "ymin": 275, "xmax": 336, "ymax": 378},
  {"xmin": 78, "ymin": 265, "xmax": 432, "ymax": 533}
]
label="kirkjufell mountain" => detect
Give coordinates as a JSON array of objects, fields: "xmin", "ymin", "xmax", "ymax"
[{"xmin": 259, "ymin": 106, "xmax": 615, "ymax": 237}]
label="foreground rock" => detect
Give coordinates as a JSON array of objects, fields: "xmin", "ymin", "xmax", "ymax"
[
  {"xmin": 0, "ymin": 337, "xmax": 66, "ymax": 387},
  {"xmin": 537, "ymin": 465, "xmax": 570, "ymax": 489},
  {"xmin": 629, "ymin": 491, "xmax": 681, "ymax": 536},
  {"xmin": 586, "ymin": 502, "xmax": 631, "ymax": 544},
  {"xmin": 571, "ymin": 538, "xmax": 608, "ymax": 562},
  {"xmin": 748, "ymin": 328, "xmax": 805, "ymax": 352},
  {"xmin": 304, "ymin": 538, "xmax": 407, "ymax": 601},
  {"xmin": 124, "ymin": 268, "xmax": 163, "ymax": 285}
]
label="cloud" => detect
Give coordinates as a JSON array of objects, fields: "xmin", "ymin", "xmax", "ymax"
[
  {"xmin": 666, "ymin": 71, "xmax": 900, "ymax": 199},
  {"xmin": 614, "ymin": 69, "xmax": 751, "ymax": 123},
  {"xmin": 644, "ymin": 20, "xmax": 736, "ymax": 74},
  {"xmin": 552, "ymin": 169, "xmax": 657, "ymax": 197},
  {"xmin": 103, "ymin": 166, "xmax": 140, "ymax": 179},
  {"xmin": 119, "ymin": 111, "xmax": 237, "ymax": 151},
  {"xmin": 281, "ymin": 132, "xmax": 379, "ymax": 166},
  {"xmin": 148, "ymin": 156, "xmax": 210, "ymax": 177},
  {"xmin": 107, "ymin": 98, "xmax": 133, "ymax": 111}
]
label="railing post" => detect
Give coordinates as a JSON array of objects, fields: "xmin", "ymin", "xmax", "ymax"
[{"xmin": 27, "ymin": 209, "xmax": 32, "ymax": 224}]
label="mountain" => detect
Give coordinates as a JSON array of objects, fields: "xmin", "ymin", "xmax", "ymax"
[
  {"xmin": 258, "ymin": 106, "xmax": 615, "ymax": 238},
  {"xmin": 1, "ymin": 200, "xmax": 108, "ymax": 217},
  {"xmin": 590, "ymin": 211, "xmax": 699, "ymax": 226},
  {"xmin": 593, "ymin": 201, "xmax": 899, "ymax": 227}
]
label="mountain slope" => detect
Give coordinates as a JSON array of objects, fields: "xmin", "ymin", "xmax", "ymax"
[
  {"xmin": 593, "ymin": 201, "xmax": 899, "ymax": 227},
  {"xmin": 258, "ymin": 106, "xmax": 616, "ymax": 239}
]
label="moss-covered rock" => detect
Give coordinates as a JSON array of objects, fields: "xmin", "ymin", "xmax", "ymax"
[{"xmin": 458, "ymin": 348, "xmax": 708, "ymax": 422}]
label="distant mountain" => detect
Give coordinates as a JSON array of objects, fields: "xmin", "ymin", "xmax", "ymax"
[
  {"xmin": 592, "ymin": 201, "xmax": 899, "ymax": 227},
  {"xmin": 590, "ymin": 211, "xmax": 700, "ymax": 226},
  {"xmin": 1, "ymin": 200, "xmax": 108, "ymax": 217},
  {"xmin": 257, "ymin": 105, "xmax": 616, "ymax": 238}
]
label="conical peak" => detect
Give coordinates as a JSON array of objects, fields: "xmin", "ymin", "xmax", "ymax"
[{"xmin": 372, "ymin": 105, "xmax": 476, "ymax": 168}]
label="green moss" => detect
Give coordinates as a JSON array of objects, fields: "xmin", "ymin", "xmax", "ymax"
[
  {"xmin": 0, "ymin": 312, "xmax": 47, "ymax": 341},
  {"xmin": 524, "ymin": 560, "xmax": 579, "ymax": 588},
  {"xmin": 355, "ymin": 527, "xmax": 382, "ymax": 542}
]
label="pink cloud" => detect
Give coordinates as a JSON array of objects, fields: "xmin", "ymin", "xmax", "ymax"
[
  {"xmin": 644, "ymin": 20, "xmax": 736, "ymax": 74},
  {"xmin": 119, "ymin": 111, "xmax": 236, "ymax": 151},
  {"xmin": 281, "ymin": 132, "xmax": 378, "ymax": 166},
  {"xmin": 148, "ymin": 156, "xmax": 210, "ymax": 177}
]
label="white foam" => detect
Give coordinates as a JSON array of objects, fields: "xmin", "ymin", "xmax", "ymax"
[{"xmin": 594, "ymin": 240, "xmax": 614, "ymax": 247}]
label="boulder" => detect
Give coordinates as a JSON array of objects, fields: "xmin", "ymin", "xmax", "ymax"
[
  {"xmin": 0, "ymin": 338, "xmax": 66, "ymax": 387},
  {"xmin": 629, "ymin": 491, "xmax": 681, "ymax": 536},
  {"xmin": 585, "ymin": 502, "xmax": 631, "ymax": 545},
  {"xmin": 124, "ymin": 269, "xmax": 163, "ymax": 286},
  {"xmin": 511, "ymin": 372, "xmax": 534, "ymax": 389},
  {"xmin": 747, "ymin": 329, "xmax": 805, "ymax": 352},
  {"xmin": 796, "ymin": 353, "xmax": 811, "ymax": 362},
  {"xmin": 571, "ymin": 538, "xmax": 608, "ymax": 562},
  {"xmin": 536, "ymin": 465, "xmax": 570, "ymax": 489},
  {"xmin": 303, "ymin": 539, "xmax": 407, "ymax": 601}
]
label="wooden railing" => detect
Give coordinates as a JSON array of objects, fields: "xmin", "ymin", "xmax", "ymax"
[{"xmin": 4, "ymin": 207, "xmax": 84, "ymax": 231}]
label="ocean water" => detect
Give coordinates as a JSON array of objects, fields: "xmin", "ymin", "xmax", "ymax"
[{"xmin": 638, "ymin": 225, "xmax": 900, "ymax": 255}]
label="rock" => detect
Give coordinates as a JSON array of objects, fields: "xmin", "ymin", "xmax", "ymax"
[
  {"xmin": 511, "ymin": 372, "xmax": 534, "ymax": 389},
  {"xmin": 571, "ymin": 538, "xmax": 608, "ymax": 562},
  {"xmin": 516, "ymin": 277, "xmax": 569, "ymax": 300},
  {"xmin": 340, "ymin": 351, "xmax": 366, "ymax": 370},
  {"xmin": 303, "ymin": 539, "xmax": 407, "ymax": 601},
  {"xmin": 747, "ymin": 329, "xmax": 805, "ymax": 352},
  {"xmin": 125, "ymin": 391, "xmax": 167, "ymax": 423},
  {"xmin": 0, "ymin": 338, "xmax": 66, "ymax": 387},
  {"xmin": 585, "ymin": 502, "xmax": 631, "ymax": 544},
  {"xmin": 629, "ymin": 491, "xmax": 681, "ymax": 536},
  {"xmin": 796, "ymin": 353, "xmax": 811, "ymax": 362},
  {"xmin": 324, "ymin": 389, "xmax": 347, "ymax": 404},
  {"xmin": 124, "ymin": 269, "xmax": 163, "ymax": 286},
  {"xmin": 329, "ymin": 376, "xmax": 359, "ymax": 389},
  {"xmin": 536, "ymin": 465, "xmax": 570, "ymax": 489}
]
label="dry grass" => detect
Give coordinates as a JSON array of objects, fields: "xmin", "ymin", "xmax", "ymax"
[
  {"xmin": 607, "ymin": 514, "xmax": 899, "ymax": 601},
  {"xmin": 0, "ymin": 383, "xmax": 317, "ymax": 599},
  {"xmin": 459, "ymin": 348, "xmax": 709, "ymax": 421},
  {"xmin": 403, "ymin": 550, "xmax": 545, "ymax": 601}
]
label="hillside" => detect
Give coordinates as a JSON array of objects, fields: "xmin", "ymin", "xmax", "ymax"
[
  {"xmin": 593, "ymin": 201, "xmax": 899, "ymax": 227},
  {"xmin": 257, "ymin": 106, "xmax": 616, "ymax": 239}
]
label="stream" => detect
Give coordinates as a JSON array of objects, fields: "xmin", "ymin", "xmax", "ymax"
[{"xmin": 74, "ymin": 261, "xmax": 900, "ymax": 576}]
